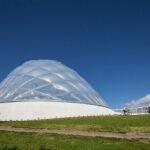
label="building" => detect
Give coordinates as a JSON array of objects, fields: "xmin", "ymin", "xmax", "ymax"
[
  {"xmin": 0, "ymin": 60, "xmax": 117, "ymax": 121},
  {"xmin": 114, "ymin": 105, "xmax": 150, "ymax": 115}
]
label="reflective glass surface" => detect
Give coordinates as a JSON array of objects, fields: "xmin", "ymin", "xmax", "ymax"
[{"xmin": 0, "ymin": 60, "xmax": 108, "ymax": 107}]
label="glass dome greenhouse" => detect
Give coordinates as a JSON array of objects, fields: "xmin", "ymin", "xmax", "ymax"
[{"xmin": 0, "ymin": 60, "xmax": 108, "ymax": 107}]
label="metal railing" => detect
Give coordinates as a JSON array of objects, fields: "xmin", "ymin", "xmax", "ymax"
[{"xmin": 114, "ymin": 106, "xmax": 150, "ymax": 115}]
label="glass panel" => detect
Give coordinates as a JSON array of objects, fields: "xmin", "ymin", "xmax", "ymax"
[
  {"xmin": 27, "ymin": 68, "xmax": 48, "ymax": 77},
  {"xmin": 0, "ymin": 60, "xmax": 107, "ymax": 107},
  {"xmin": 17, "ymin": 91, "xmax": 49, "ymax": 100},
  {"xmin": 57, "ymin": 93, "xmax": 78, "ymax": 103},
  {"xmin": 39, "ymin": 73, "xmax": 63, "ymax": 83},
  {"xmin": 22, "ymin": 78, "xmax": 48, "ymax": 90},
  {"xmin": 36, "ymin": 84, "xmax": 66, "ymax": 96}
]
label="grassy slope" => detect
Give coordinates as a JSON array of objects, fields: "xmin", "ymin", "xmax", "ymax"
[
  {"xmin": 0, "ymin": 115, "xmax": 150, "ymax": 133},
  {"xmin": 0, "ymin": 130, "xmax": 150, "ymax": 150}
]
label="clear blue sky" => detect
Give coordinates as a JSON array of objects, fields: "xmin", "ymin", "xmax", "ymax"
[{"xmin": 0, "ymin": 0, "xmax": 150, "ymax": 109}]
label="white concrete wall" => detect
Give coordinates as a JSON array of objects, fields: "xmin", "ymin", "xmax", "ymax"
[{"xmin": 0, "ymin": 102, "xmax": 119, "ymax": 121}]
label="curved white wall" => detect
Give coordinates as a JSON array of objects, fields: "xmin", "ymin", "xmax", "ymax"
[{"xmin": 0, "ymin": 102, "xmax": 119, "ymax": 121}]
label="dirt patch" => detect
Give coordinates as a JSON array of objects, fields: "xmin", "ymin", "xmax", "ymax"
[
  {"xmin": 139, "ymin": 139, "xmax": 150, "ymax": 144},
  {"xmin": 0, "ymin": 126, "xmax": 150, "ymax": 139}
]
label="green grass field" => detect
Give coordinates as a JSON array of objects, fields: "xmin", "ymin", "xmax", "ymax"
[
  {"xmin": 0, "ymin": 115, "xmax": 150, "ymax": 133},
  {"xmin": 0, "ymin": 130, "xmax": 150, "ymax": 150}
]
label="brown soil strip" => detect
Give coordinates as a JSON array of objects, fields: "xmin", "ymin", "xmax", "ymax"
[{"xmin": 0, "ymin": 126, "xmax": 150, "ymax": 139}]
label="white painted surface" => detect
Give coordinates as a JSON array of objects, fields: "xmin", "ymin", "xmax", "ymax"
[{"xmin": 0, "ymin": 102, "xmax": 119, "ymax": 121}]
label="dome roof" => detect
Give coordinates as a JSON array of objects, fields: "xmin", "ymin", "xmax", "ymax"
[{"xmin": 0, "ymin": 60, "xmax": 108, "ymax": 107}]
